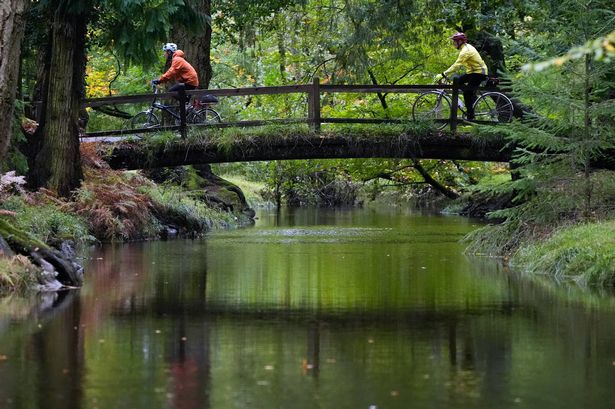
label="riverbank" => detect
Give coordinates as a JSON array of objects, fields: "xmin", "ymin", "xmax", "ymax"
[
  {"xmin": 512, "ymin": 220, "xmax": 615, "ymax": 286},
  {"xmin": 461, "ymin": 200, "xmax": 615, "ymax": 287},
  {"xmin": 0, "ymin": 150, "xmax": 254, "ymax": 292}
]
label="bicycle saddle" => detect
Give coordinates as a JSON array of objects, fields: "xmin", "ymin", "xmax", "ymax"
[{"xmin": 200, "ymin": 94, "xmax": 219, "ymax": 103}]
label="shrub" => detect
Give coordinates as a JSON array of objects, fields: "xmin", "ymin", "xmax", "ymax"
[
  {"xmin": 1, "ymin": 195, "xmax": 90, "ymax": 245},
  {"xmin": 512, "ymin": 221, "xmax": 615, "ymax": 287},
  {"xmin": 72, "ymin": 170, "xmax": 158, "ymax": 241}
]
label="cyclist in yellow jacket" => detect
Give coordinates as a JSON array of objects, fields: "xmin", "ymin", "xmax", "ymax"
[{"xmin": 435, "ymin": 32, "xmax": 488, "ymax": 120}]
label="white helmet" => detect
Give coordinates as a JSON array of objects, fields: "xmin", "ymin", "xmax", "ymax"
[{"xmin": 162, "ymin": 43, "xmax": 178, "ymax": 52}]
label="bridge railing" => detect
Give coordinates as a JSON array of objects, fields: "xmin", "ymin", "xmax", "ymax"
[{"xmin": 83, "ymin": 78, "xmax": 480, "ymax": 138}]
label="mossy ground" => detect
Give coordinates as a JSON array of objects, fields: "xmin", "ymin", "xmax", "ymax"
[{"xmin": 512, "ymin": 220, "xmax": 615, "ymax": 287}]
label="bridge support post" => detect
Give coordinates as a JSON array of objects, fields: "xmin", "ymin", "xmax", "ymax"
[
  {"xmin": 308, "ymin": 77, "xmax": 321, "ymax": 133},
  {"xmin": 450, "ymin": 84, "xmax": 459, "ymax": 133},
  {"xmin": 177, "ymin": 84, "xmax": 187, "ymax": 139}
]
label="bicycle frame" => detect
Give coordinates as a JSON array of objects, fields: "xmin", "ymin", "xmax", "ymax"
[
  {"xmin": 412, "ymin": 80, "xmax": 513, "ymax": 131},
  {"xmin": 148, "ymin": 85, "xmax": 183, "ymax": 120},
  {"xmin": 433, "ymin": 88, "xmax": 466, "ymax": 111}
]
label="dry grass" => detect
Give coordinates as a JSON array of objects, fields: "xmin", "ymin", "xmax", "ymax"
[{"xmin": 0, "ymin": 255, "xmax": 39, "ymax": 292}]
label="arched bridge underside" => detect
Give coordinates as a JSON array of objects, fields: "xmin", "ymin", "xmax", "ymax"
[
  {"xmin": 100, "ymin": 130, "xmax": 615, "ymax": 171},
  {"xmin": 102, "ymin": 131, "xmax": 516, "ymax": 170}
]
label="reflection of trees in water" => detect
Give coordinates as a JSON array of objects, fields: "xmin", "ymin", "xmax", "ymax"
[
  {"xmin": 167, "ymin": 315, "xmax": 212, "ymax": 409},
  {"xmin": 33, "ymin": 292, "xmax": 84, "ymax": 409},
  {"xmin": 0, "ymin": 291, "xmax": 84, "ymax": 409}
]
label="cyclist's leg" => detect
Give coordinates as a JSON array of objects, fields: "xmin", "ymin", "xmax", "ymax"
[
  {"xmin": 461, "ymin": 74, "xmax": 486, "ymax": 120},
  {"xmin": 168, "ymin": 83, "xmax": 197, "ymax": 92},
  {"xmin": 168, "ymin": 83, "xmax": 198, "ymax": 121}
]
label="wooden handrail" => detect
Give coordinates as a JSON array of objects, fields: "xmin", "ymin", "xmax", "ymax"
[{"xmin": 81, "ymin": 81, "xmax": 502, "ymax": 138}]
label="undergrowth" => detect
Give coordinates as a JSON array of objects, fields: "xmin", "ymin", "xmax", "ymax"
[
  {"xmin": 141, "ymin": 182, "xmax": 237, "ymax": 232},
  {"xmin": 0, "ymin": 255, "xmax": 39, "ymax": 293},
  {"xmin": 1, "ymin": 195, "xmax": 91, "ymax": 245},
  {"xmin": 73, "ymin": 168, "xmax": 159, "ymax": 241},
  {"xmin": 512, "ymin": 221, "xmax": 615, "ymax": 287}
]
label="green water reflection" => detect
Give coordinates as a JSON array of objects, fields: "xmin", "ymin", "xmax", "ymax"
[{"xmin": 0, "ymin": 207, "xmax": 614, "ymax": 409}]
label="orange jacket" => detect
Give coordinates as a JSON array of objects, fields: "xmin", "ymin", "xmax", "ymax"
[{"xmin": 159, "ymin": 50, "xmax": 199, "ymax": 87}]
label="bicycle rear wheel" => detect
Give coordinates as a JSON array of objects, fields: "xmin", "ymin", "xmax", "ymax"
[
  {"xmin": 412, "ymin": 91, "xmax": 451, "ymax": 130},
  {"xmin": 473, "ymin": 92, "xmax": 513, "ymax": 124},
  {"xmin": 193, "ymin": 108, "xmax": 222, "ymax": 124},
  {"xmin": 129, "ymin": 111, "xmax": 160, "ymax": 129}
]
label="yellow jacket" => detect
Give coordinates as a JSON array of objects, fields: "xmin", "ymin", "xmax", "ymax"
[{"xmin": 444, "ymin": 44, "xmax": 488, "ymax": 76}]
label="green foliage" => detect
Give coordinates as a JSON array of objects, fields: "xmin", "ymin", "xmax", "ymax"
[
  {"xmin": 465, "ymin": 0, "xmax": 615, "ymax": 271},
  {"xmin": 94, "ymin": 0, "xmax": 205, "ymax": 67},
  {"xmin": 0, "ymin": 255, "xmax": 39, "ymax": 294},
  {"xmin": 141, "ymin": 182, "xmax": 236, "ymax": 231},
  {"xmin": 0, "ymin": 196, "xmax": 91, "ymax": 245},
  {"xmin": 258, "ymin": 160, "xmax": 358, "ymax": 207},
  {"xmin": 213, "ymin": 173, "xmax": 271, "ymax": 207},
  {"xmin": 513, "ymin": 221, "xmax": 615, "ymax": 287}
]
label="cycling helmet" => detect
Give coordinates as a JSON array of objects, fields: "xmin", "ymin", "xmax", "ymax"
[
  {"xmin": 162, "ymin": 43, "xmax": 178, "ymax": 53},
  {"xmin": 449, "ymin": 32, "xmax": 468, "ymax": 43}
]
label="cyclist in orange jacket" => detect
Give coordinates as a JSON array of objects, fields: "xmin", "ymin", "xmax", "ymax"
[
  {"xmin": 435, "ymin": 32, "xmax": 488, "ymax": 120},
  {"xmin": 152, "ymin": 43, "xmax": 199, "ymax": 92}
]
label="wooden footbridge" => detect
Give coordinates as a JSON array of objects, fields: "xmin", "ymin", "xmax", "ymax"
[{"xmin": 83, "ymin": 78, "xmax": 612, "ymax": 171}]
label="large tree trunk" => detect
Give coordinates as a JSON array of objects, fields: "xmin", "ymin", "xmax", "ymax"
[
  {"xmin": 174, "ymin": 0, "xmax": 213, "ymax": 88},
  {"xmin": 0, "ymin": 0, "xmax": 27, "ymax": 163},
  {"xmin": 29, "ymin": 5, "xmax": 87, "ymax": 196}
]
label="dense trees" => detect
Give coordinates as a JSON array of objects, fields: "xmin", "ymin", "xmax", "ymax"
[
  {"xmin": 3, "ymin": 0, "xmax": 614, "ymax": 207},
  {"xmin": 0, "ymin": 0, "xmax": 26, "ymax": 165}
]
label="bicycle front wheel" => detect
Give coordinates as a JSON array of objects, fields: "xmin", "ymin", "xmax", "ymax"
[
  {"xmin": 129, "ymin": 111, "xmax": 160, "ymax": 129},
  {"xmin": 192, "ymin": 108, "xmax": 222, "ymax": 124},
  {"xmin": 473, "ymin": 92, "xmax": 513, "ymax": 124},
  {"xmin": 412, "ymin": 91, "xmax": 451, "ymax": 130}
]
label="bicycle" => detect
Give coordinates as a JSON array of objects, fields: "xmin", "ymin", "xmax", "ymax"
[
  {"xmin": 412, "ymin": 77, "xmax": 513, "ymax": 130},
  {"xmin": 128, "ymin": 85, "xmax": 221, "ymax": 130}
]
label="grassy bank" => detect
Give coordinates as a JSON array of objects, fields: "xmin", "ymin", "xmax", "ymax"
[
  {"xmin": 215, "ymin": 174, "xmax": 273, "ymax": 208},
  {"xmin": 512, "ymin": 221, "xmax": 615, "ymax": 287},
  {"xmin": 0, "ymin": 163, "xmax": 243, "ymax": 291}
]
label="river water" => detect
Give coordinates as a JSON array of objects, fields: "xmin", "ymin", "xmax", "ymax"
[{"xmin": 0, "ymin": 206, "xmax": 614, "ymax": 409}]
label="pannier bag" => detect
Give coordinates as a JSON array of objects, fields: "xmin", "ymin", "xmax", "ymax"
[{"xmin": 200, "ymin": 94, "xmax": 219, "ymax": 103}]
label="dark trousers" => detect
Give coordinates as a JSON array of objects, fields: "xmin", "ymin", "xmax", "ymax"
[
  {"xmin": 169, "ymin": 83, "xmax": 197, "ymax": 92},
  {"xmin": 168, "ymin": 83, "xmax": 197, "ymax": 102},
  {"xmin": 453, "ymin": 73, "xmax": 487, "ymax": 119}
]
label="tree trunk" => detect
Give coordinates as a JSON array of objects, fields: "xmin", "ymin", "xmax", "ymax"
[
  {"xmin": 412, "ymin": 159, "xmax": 459, "ymax": 199},
  {"xmin": 0, "ymin": 0, "xmax": 27, "ymax": 163},
  {"xmin": 174, "ymin": 0, "xmax": 213, "ymax": 89},
  {"xmin": 29, "ymin": 5, "xmax": 86, "ymax": 196}
]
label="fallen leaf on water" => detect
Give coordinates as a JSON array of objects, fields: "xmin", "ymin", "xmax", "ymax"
[{"xmin": 301, "ymin": 359, "xmax": 312, "ymax": 373}]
